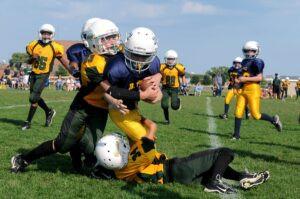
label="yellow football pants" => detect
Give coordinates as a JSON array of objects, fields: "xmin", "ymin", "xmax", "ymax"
[
  {"xmin": 235, "ymin": 83, "xmax": 261, "ymax": 120},
  {"xmin": 109, "ymin": 108, "xmax": 146, "ymax": 142},
  {"xmin": 225, "ymin": 88, "xmax": 241, "ymax": 104}
]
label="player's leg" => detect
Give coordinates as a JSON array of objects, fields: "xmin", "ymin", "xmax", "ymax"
[
  {"xmin": 161, "ymin": 89, "xmax": 170, "ymax": 124},
  {"xmin": 165, "ymin": 148, "xmax": 236, "ymax": 194},
  {"xmin": 11, "ymin": 109, "xmax": 88, "ymax": 173},
  {"xmin": 109, "ymin": 109, "xmax": 147, "ymax": 142},
  {"xmin": 233, "ymin": 94, "xmax": 247, "ymax": 140},
  {"xmin": 220, "ymin": 89, "xmax": 234, "ymax": 119},
  {"xmin": 247, "ymin": 88, "xmax": 282, "ymax": 132},
  {"xmin": 170, "ymin": 89, "xmax": 181, "ymax": 110}
]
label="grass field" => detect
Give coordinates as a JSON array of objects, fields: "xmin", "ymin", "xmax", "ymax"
[{"xmin": 0, "ymin": 89, "xmax": 299, "ymax": 199}]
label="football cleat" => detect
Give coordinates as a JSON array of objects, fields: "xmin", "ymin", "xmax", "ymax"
[
  {"xmin": 230, "ymin": 136, "xmax": 240, "ymax": 141},
  {"xmin": 11, "ymin": 154, "xmax": 28, "ymax": 173},
  {"xmin": 273, "ymin": 115, "xmax": 282, "ymax": 132},
  {"xmin": 204, "ymin": 179, "xmax": 236, "ymax": 194},
  {"xmin": 240, "ymin": 171, "xmax": 270, "ymax": 189},
  {"xmin": 219, "ymin": 114, "xmax": 228, "ymax": 120},
  {"xmin": 45, "ymin": 109, "xmax": 56, "ymax": 127},
  {"xmin": 21, "ymin": 121, "xmax": 31, "ymax": 130},
  {"xmin": 165, "ymin": 120, "xmax": 170, "ymax": 125}
]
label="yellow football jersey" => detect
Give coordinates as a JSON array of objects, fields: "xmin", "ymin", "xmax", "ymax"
[
  {"xmin": 81, "ymin": 54, "xmax": 108, "ymax": 109},
  {"xmin": 297, "ymin": 81, "xmax": 300, "ymax": 89},
  {"xmin": 115, "ymin": 137, "xmax": 167, "ymax": 184},
  {"xmin": 26, "ymin": 40, "xmax": 64, "ymax": 74},
  {"xmin": 160, "ymin": 63, "xmax": 185, "ymax": 88},
  {"xmin": 282, "ymin": 80, "xmax": 290, "ymax": 88}
]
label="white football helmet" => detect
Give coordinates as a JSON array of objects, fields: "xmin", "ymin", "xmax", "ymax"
[
  {"xmin": 233, "ymin": 56, "xmax": 242, "ymax": 69},
  {"xmin": 124, "ymin": 27, "xmax": 158, "ymax": 72},
  {"xmin": 39, "ymin": 24, "xmax": 55, "ymax": 43},
  {"xmin": 85, "ymin": 19, "xmax": 120, "ymax": 55},
  {"xmin": 286, "ymin": 77, "xmax": 289, "ymax": 80},
  {"xmin": 81, "ymin": 18, "xmax": 101, "ymax": 48},
  {"xmin": 164, "ymin": 50, "xmax": 178, "ymax": 67},
  {"xmin": 94, "ymin": 133, "xmax": 130, "ymax": 170},
  {"xmin": 242, "ymin": 41, "xmax": 260, "ymax": 58}
]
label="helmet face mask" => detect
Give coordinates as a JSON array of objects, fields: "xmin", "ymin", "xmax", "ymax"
[
  {"xmin": 124, "ymin": 27, "xmax": 158, "ymax": 72},
  {"xmin": 85, "ymin": 19, "xmax": 120, "ymax": 55},
  {"xmin": 233, "ymin": 56, "xmax": 242, "ymax": 69},
  {"xmin": 242, "ymin": 41, "xmax": 260, "ymax": 59},
  {"xmin": 39, "ymin": 24, "xmax": 55, "ymax": 44}
]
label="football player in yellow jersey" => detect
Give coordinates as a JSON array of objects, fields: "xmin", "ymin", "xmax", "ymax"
[
  {"xmin": 95, "ymin": 120, "xmax": 270, "ymax": 194},
  {"xmin": 11, "ymin": 19, "xmax": 123, "ymax": 173},
  {"xmin": 22, "ymin": 24, "xmax": 69, "ymax": 130},
  {"xmin": 281, "ymin": 77, "xmax": 290, "ymax": 100},
  {"xmin": 11, "ymin": 20, "xmax": 158, "ymax": 174},
  {"xmin": 296, "ymin": 78, "xmax": 300, "ymax": 99},
  {"xmin": 160, "ymin": 50, "xmax": 186, "ymax": 124},
  {"xmin": 232, "ymin": 41, "xmax": 282, "ymax": 140}
]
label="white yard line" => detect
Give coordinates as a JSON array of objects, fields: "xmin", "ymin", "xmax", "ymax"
[
  {"xmin": 206, "ymin": 97, "xmax": 241, "ymax": 199},
  {"xmin": 0, "ymin": 100, "xmax": 71, "ymax": 110}
]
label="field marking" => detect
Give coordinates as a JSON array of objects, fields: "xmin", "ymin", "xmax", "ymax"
[
  {"xmin": 0, "ymin": 100, "xmax": 71, "ymax": 110},
  {"xmin": 206, "ymin": 97, "xmax": 241, "ymax": 199}
]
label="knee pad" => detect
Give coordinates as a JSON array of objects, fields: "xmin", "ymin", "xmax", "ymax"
[
  {"xmin": 29, "ymin": 94, "xmax": 40, "ymax": 104},
  {"xmin": 251, "ymin": 112, "xmax": 261, "ymax": 120}
]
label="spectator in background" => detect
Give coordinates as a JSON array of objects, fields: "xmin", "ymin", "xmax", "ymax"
[
  {"xmin": 281, "ymin": 77, "xmax": 290, "ymax": 100},
  {"xmin": 66, "ymin": 77, "xmax": 74, "ymax": 91},
  {"xmin": 4, "ymin": 65, "xmax": 11, "ymax": 76},
  {"xmin": 272, "ymin": 73, "xmax": 281, "ymax": 99},
  {"xmin": 194, "ymin": 82, "xmax": 203, "ymax": 96},
  {"xmin": 295, "ymin": 78, "xmax": 300, "ymax": 100},
  {"xmin": 55, "ymin": 75, "xmax": 63, "ymax": 91},
  {"xmin": 214, "ymin": 73, "xmax": 223, "ymax": 96}
]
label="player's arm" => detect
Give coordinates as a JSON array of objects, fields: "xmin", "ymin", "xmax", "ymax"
[
  {"xmin": 104, "ymin": 93, "xmax": 129, "ymax": 115},
  {"xmin": 58, "ymin": 57, "xmax": 72, "ymax": 74},
  {"xmin": 101, "ymin": 80, "xmax": 160, "ymax": 102},
  {"xmin": 141, "ymin": 116, "xmax": 157, "ymax": 141},
  {"xmin": 238, "ymin": 73, "xmax": 263, "ymax": 83}
]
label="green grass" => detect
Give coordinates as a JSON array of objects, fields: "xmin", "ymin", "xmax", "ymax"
[{"xmin": 0, "ymin": 89, "xmax": 299, "ymax": 199}]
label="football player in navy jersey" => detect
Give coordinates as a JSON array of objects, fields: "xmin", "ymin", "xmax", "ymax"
[
  {"xmin": 219, "ymin": 57, "xmax": 250, "ymax": 120},
  {"xmin": 103, "ymin": 27, "xmax": 162, "ymax": 143},
  {"xmin": 232, "ymin": 41, "xmax": 282, "ymax": 140}
]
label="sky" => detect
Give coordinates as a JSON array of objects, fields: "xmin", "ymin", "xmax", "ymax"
[{"xmin": 0, "ymin": 0, "xmax": 300, "ymax": 76}]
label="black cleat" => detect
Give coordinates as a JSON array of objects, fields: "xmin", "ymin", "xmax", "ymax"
[
  {"xmin": 21, "ymin": 121, "xmax": 31, "ymax": 130},
  {"xmin": 11, "ymin": 154, "xmax": 28, "ymax": 173},
  {"xmin": 165, "ymin": 120, "xmax": 170, "ymax": 125},
  {"xmin": 204, "ymin": 179, "xmax": 236, "ymax": 194},
  {"xmin": 273, "ymin": 115, "xmax": 282, "ymax": 132},
  {"xmin": 219, "ymin": 114, "xmax": 228, "ymax": 120},
  {"xmin": 239, "ymin": 171, "xmax": 270, "ymax": 189},
  {"xmin": 45, "ymin": 109, "xmax": 56, "ymax": 127},
  {"xmin": 230, "ymin": 136, "xmax": 240, "ymax": 141}
]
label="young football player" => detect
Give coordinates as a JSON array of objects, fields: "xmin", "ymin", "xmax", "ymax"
[
  {"xmin": 281, "ymin": 77, "xmax": 290, "ymax": 100},
  {"xmin": 103, "ymin": 27, "xmax": 162, "ymax": 143},
  {"xmin": 22, "ymin": 24, "xmax": 69, "ymax": 130},
  {"xmin": 232, "ymin": 41, "xmax": 282, "ymax": 140},
  {"xmin": 219, "ymin": 57, "xmax": 250, "ymax": 120},
  {"xmin": 160, "ymin": 50, "xmax": 186, "ymax": 124},
  {"xmin": 95, "ymin": 123, "xmax": 270, "ymax": 194}
]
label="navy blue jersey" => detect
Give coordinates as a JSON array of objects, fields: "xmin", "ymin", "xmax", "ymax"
[
  {"xmin": 241, "ymin": 58, "xmax": 264, "ymax": 78},
  {"xmin": 104, "ymin": 54, "xmax": 161, "ymax": 109},
  {"xmin": 228, "ymin": 66, "xmax": 243, "ymax": 89},
  {"xmin": 66, "ymin": 43, "xmax": 91, "ymax": 67}
]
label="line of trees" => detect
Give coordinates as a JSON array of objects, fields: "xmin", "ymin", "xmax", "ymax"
[{"xmin": 189, "ymin": 66, "xmax": 229, "ymax": 85}]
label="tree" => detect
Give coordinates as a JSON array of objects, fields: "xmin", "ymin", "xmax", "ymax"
[
  {"xmin": 55, "ymin": 65, "xmax": 68, "ymax": 76},
  {"xmin": 202, "ymin": 74, "xmax": 212, "ymax": 85},
  {"xmin": 205, "ymin": 66, "xmax": 229, "ymax": 85},
  {"xmin": 9, "ymin": 53, "xmax": 29, "ymax": 69},
  {"xmin": 190, "ymin": 74, "xmax": 202, "ymax": 84}
]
